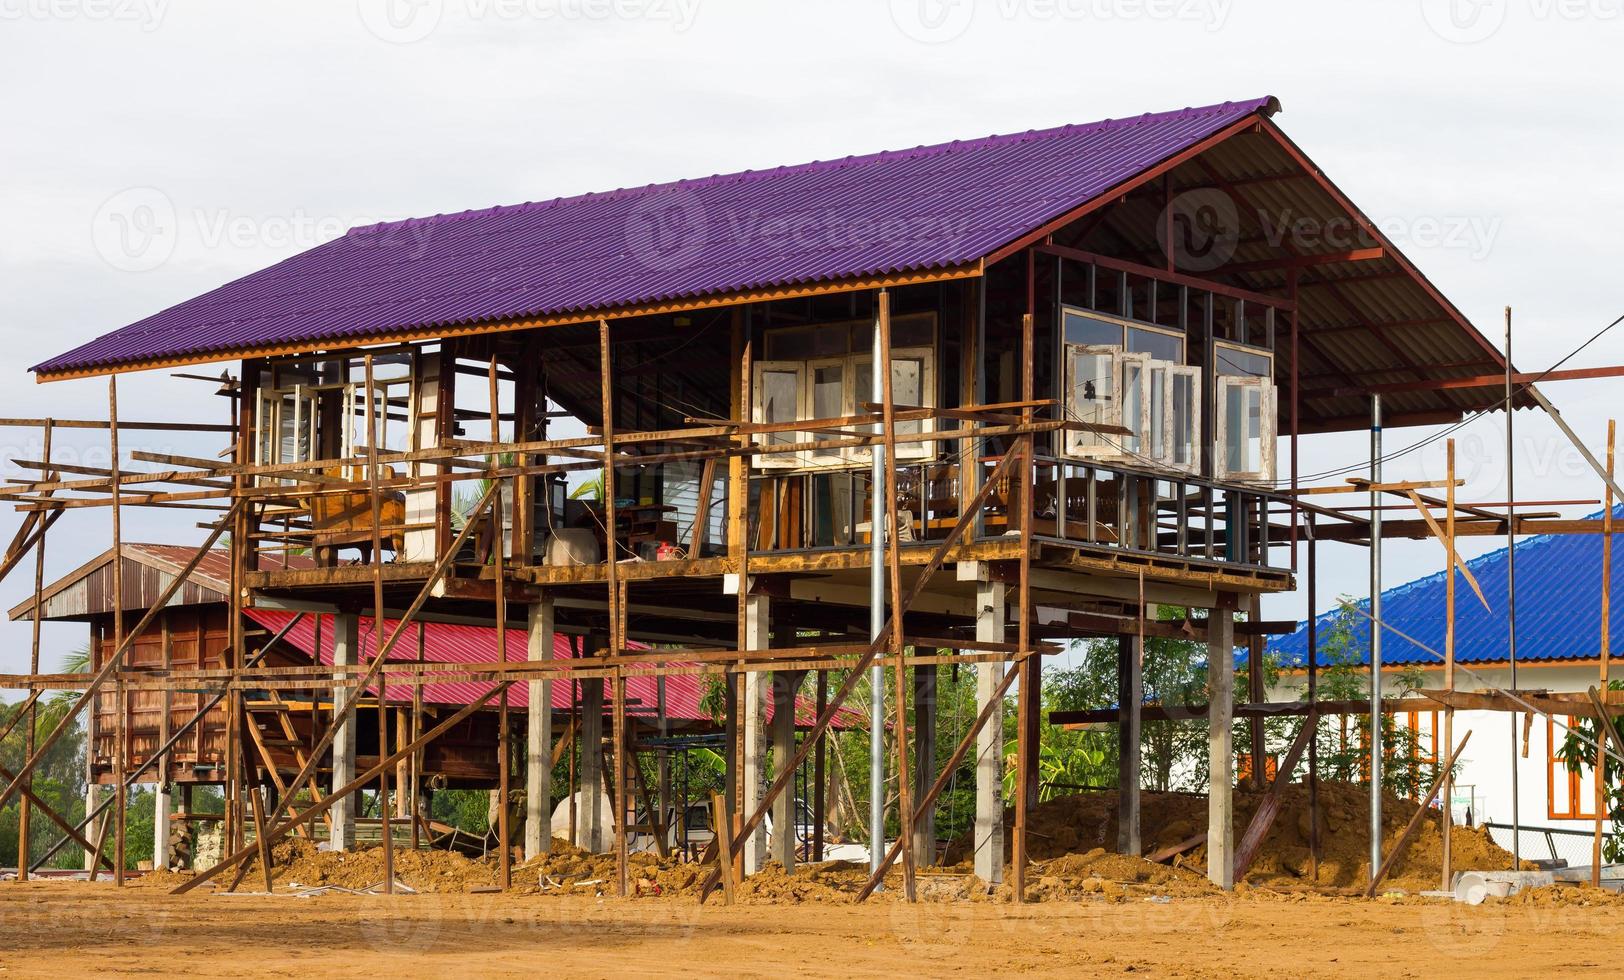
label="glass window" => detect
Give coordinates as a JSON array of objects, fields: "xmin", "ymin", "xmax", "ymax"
[
  {"xmin": 1216, "ymin": 344, "xmax": 1272, "ymax": 379},
  {"xmin": 1065, "ymin": 346, "xmax": 1117, "ymax": 456},
  {"xmin": 1170, "ymin": 369, "xmax": 1198, "ymax": 470},
  {"xmin": 1121, "ymin": 356, "xmax": 1145, "ymax": 456},
  {"xmin": 1147, "ymin": 364, "xmax": 1167, "ymax": 461},
  {"xmin": 1064, "ymin": 310, "xmax": 1124, "ymax": 348},
  {"xmin": 1128, "ymin": 326, "xmax": 1184, "ymax": 362}
]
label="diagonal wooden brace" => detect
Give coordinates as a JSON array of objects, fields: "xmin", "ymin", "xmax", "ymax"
[
  {"xmin": 698, "ymin": 442, "xmax": 1026, "ymax": 903},
  {"xmin": 856, "ymin": 651, "xmax": 1023, "ymax": 902},
  {"xmin": 0, "ymin": 501, "xmax": 242, "ymax": 813},
  {"xmin": 175, "ymin": 484, "xmax": 498, "ymax": 894}
]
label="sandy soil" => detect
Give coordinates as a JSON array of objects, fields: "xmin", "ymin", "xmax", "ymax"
[{"xmin": 0, "ymin": 878, "xmax": 1619, "ymax": 978}]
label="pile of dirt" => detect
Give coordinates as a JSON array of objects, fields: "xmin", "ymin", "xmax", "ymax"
[{"xmin": 944, "ymin": 781, "xmax": 1527, "ymax": 894}]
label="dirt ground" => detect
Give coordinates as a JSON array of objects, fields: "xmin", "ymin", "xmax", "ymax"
[
  {"xmin": 1, "ymin": 877, "xmax": 1620, "ymax": 978},
  {"xmin": 7, "ymin": 785, "xmax": 1615, "ymax": 976}
]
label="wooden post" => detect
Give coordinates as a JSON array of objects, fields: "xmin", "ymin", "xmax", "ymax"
[
  {"xmin": 812, "ymin": 670, "xmax": 828, "ymax": 863},
  {"xmin": 1247, "ymin": 593, "xmax": 1266, "ymax": 790},
  {"xmin": 1116, "ymin": 627, "xmax": 1143, "ymax": 853},
  {"xmin": 1307, "ymin": 516, "xmax": 1320, "ymax": 881},
  {"xmin": 18, "ymin": 419, "xmax": 53, "ymax": 881},
  {"xmin": 1207, "ymin": 607, "xmax": 1235, "ymax": 890},
  {"xmin": 876, "ymin": 289, "xmax": 917, "ymax": 901},
  {"xmin": 711, "ymin": 792, "xmax": 735, "ymax": 905},
  {"xmin": 109, "ymin": 377, "xmax": 125, "ymax": 887},
  {"xmin": 365, "ymin": 354, "xmax": 395, "ymax": 893},
  {"xmin": 1012, "ymin": 296, "xmax": 1037, "ymax": 903},
  {"xmin": 1368, "ymin": 731, "xmax": 1472, "ymax": 897},
  {"xmin": 490, "ymin": 357, "xmax": 511, "ymax": 891},
  {"xmin": 1442, "ymin": 438, "xmax": 1456, "ymax": 892},
  {"xmin": 1597, "ymin": 421, "xmax": 1615, "ymax": 888}
]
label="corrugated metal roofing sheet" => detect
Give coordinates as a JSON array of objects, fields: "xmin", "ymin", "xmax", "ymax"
[
  {"xmin": 1270, "ymin": 508, "xmax": 1623, "ymax": 668},
  {"xmin": 244, "ymin": 607, "xmax": 866, "ymax": 729},
  {"xmin": 35, "ymin": 98, "xmax": 1278, "ymax": 376}
]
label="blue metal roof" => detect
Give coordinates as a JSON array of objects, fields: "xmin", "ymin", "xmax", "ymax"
[{"xmin": 1271, "ymin": 508, "xmax": 1622, "ymax": 669}]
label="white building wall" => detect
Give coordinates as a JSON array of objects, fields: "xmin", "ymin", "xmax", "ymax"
[{"xmin": 1268, "ymin": 662, "xmax": 1612, "ymax": 866}]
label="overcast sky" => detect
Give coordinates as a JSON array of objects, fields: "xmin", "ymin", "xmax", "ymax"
[{"xmin": 1, "ymin": 0, "xmax": 1621, "ymax": 679}]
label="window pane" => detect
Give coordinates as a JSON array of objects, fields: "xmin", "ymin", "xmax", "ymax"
[
  {"xmin": 893, "ymin": 357, "xmax": 924, "ymax": 436},
  {"xmin": 1216, "ymin": 345, "xmax": 1272, "ymax": 378},
  {"xmin": 1171, "ymin": 374, "xmax": 1195, "ymax": 467},
  {"xmin": 1122, "ymin": 361, "xmax": 1143, "ymax": 454},
  {"xmin": 1147, "ymin": 366, "xmax": 1166, "ymax": 460},
  {"xmin": 1225, "ymin": 384, "xmax": 1244, "ymax": 473},
  {"xmin": 1068, "ymin": 350, "xmax": 1114, "ymax": 453},
  {"xmin": 1128, "ymin": 327, "xmax": 1183, "ymax": 363},
  {"xmin": 811, "ymin": 364, "xmax": 844, "ymax": 452},
  {"xmin": 762, "ymin": 370, "xmax": 799, "ymax": 449},
  {"xmin": 1064, "ymin": 311, "xmax": 1124, "ymax": 348}
]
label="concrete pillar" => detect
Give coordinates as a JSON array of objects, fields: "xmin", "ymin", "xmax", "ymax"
[
  {"xmin": 524, "ymin": 596, "xmax": 555, "ymax": 860},
  {"xmin": 578, "ymin": 677, "xmax": 605, "ymax": 851},
  {"xmin": 973, "ymin": 579, "xmax": 1006, "ymax": 885},
  {"xmin": 152, "ymin": 781, "xmax": 171, "ymax": 870},
  {"xmin": 1116, "ymin": 633, "xmax": 1143, "ymax": 856},
  {"xmin": 742, "ymin": 594, "xmax": 769, "ymax": 875},
  {"xmin": 769, "ymin": 669, "xmax": 804, "ymax": 869},
  {"xmin": 912, "ymin": 664, "xmax": 937, "ymax": 867},
  {"xmin": 83, "ymin": 783, "xmax": 104, "ymax": 872},
  {"xmin": 1207, "ymin": 609, "xmax": 1235, "ymax": 889},
  {"xmin": 330, "ymin": 613, "xmax": 359, "ymax": 852}
]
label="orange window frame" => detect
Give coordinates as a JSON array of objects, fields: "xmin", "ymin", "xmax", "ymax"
[{"xmin": 1548, "ymin": 715, "xmax": 1599, "ymax": 821}]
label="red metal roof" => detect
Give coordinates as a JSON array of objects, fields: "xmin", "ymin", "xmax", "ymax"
[
  {"xmin": 35, "ymin": 98, "xmax": 1278, "ymax": 377},
  {"xmin": 245, "ymin": 607, "xmax": 866, "ymax": 729}
]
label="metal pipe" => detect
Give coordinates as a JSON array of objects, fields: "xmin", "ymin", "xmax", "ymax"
[
  {"xmin": 869, "ymin": 306, "xmax": 886, "ymax": 876},
  {"xmin": 1369, "ymin": 393, "xmax": 1383, "ymax": 881},
  {"xmin": 1505, "ymin": 305, "xmax": 1521, "ymax": 866}
]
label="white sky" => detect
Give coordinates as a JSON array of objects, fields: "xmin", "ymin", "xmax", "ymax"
[{"xmin": 1, "ymin": 0, "xmax": 1622, "ymax": 678}]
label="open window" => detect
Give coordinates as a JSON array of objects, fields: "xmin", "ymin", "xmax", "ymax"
[
  {"xmin": 1063, "ymin": 344, "xmax": 1119, "ymax": 458},
  {"xmin": 256, "ymin": 385, "xmax": 317, "ymax": 468},
  {"xmin": 1215, "ymin": 375, "xmax": 1276, "ymax": 482},
  {"xmin": 752, "ymin": 360, "xmax": 804, "ymax": 470},
  {"xmin": 1061, "ymin": 307, "xmax": 1198, "ymax": 473}
]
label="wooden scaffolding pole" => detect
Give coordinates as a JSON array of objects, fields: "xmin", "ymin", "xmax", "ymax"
[
  {"xmin": 490, "ymin": 357, "xmax": 511, "ymax": 891},
  {"xmin": 175, "ymin": 485, "xmax": 498, "ymax": 894},
  {"xmin": 1596, "ymin": 420, "xmax": 1615, "ymax": 888},
  {"xmin": 1013, "ymin": 301, "xmax": 1036, "ymax": 903},
  {"xmin": 876, "ymin": 289, "xmax": 917, "ymax": 901},
  {"xmin": 599, "ymin": 316, "xmax": 629, "ymax": 897},
  {"xmin": 109, "ymin": 378, "xmax": 126, "ymax": 886},
  {"xmin": 365, "ymin": 354, "xmax": 396, "ymax": 893},
  {"xmin": 17, "ymin": 419, "xmax": 53, "ymax": 881},
  {"xmin": 1442, "ymin": 439, "xmax": 1456, "ymax": 891},
  {"xmin": 697, "ymin": 447, "xmax": 1024, "ymax": 903}
]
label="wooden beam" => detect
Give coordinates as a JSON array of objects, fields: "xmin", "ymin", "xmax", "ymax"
[
  {"xmin": 1366, "ymin": 730, "xmax": 1471, "ymax": 897},
  {"xmin": 1232, "ymin": 720, "xmax": 1314, "ymax": 881}
]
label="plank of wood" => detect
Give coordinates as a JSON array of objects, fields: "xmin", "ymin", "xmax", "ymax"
[{"xmin": 1365, "ymin": 730, "xmax": 1471, "ymax": 897}]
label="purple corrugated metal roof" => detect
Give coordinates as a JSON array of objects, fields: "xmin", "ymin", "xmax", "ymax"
[
  {"xmin": 36, "ymin": 97, "xmax": 1278, "ymax": 376},
  {"xmin": 244, "ymin": 607, "xmax": 866, "ymax": 729}
]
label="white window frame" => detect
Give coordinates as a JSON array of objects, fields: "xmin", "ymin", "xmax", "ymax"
[
  {"xmin": 1114, "ymin": 352, "xmax": 1150, "ymax": 462},
  {"xmin": 752, "ymin": 360, "xmax": 805, "ymax": 470},
  {"xmin": 1165, "ymin": 365, "xmax": 1202, "ymax": 475},
  {"xmin": 1215, "ymin": 375, "xmax": 1277, "ymax": 483},
  {"xmin": 851, "ymin": 346, "xmax": 936, "ymax": 463},
  {"xmin": 804, "ymin": 356, "xmax": 850, "ymax": 468},
  {"xmin": 255, "ymin": 384, "xmax": 318, "ymax": 483},
  {"xmin": 1063, "ymin": 343, "xmax": 1122, "ymax": 459}
]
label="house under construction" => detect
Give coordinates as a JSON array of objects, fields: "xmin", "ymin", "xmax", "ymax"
[{"xmin": 5, "ymin": 94, "xmax": 1620, "ymax": 902}]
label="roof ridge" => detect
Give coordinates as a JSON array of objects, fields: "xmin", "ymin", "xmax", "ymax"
[{"xmin": 349, "ymin": 97, "xmax": 1279, "ymax": 238}]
